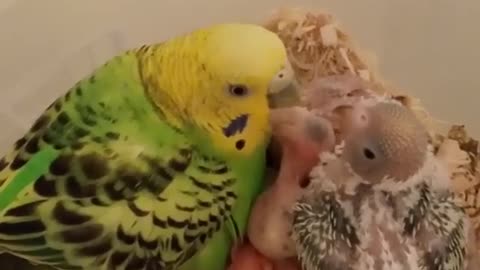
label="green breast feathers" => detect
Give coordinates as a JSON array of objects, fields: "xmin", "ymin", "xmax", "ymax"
[{"xmin": 0, "ymin": 53, "xmax": 248, "ymax": 270}]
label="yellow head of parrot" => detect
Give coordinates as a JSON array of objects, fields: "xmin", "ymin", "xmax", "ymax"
[
  {"xmin": 199, "ymin": 23, "xmax": 295, "ymax": 156},
  {"xmin": 141, "ymin": 23, "xmax": 295, "ymax": 157}
]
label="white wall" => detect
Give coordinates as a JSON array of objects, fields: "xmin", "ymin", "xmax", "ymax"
[{"xmin": 0, "ymin": 0, "xmax": 479, "ymax": 154}]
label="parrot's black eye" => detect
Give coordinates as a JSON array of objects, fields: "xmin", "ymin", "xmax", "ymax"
[
  {"xmin": 229, "ymin": 84, "xmax": 249, "ymax": 97},
  {"xmin": 363, "ymin": 148, "xmax": 376, "ymax": 160}
]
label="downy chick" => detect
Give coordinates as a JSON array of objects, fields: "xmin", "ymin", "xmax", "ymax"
[{"xmin": 292, "ymin": 96, "xmax": 477, "ymax": 270}]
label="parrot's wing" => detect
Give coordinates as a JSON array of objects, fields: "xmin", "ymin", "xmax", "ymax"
[
  {"xmin": 0, "ymin": 130, "xmax": 239, "ymax": 269},
  {"xmin": 292, "ymin": 193, "xmax": 359, "ymax": 270},
  {"xmin": 404, "ymin": 184, "xmax": 468, "ymax": 270}
]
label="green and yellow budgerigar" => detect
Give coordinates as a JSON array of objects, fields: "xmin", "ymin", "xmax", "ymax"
[{"xmin": 0, "ymin": 23, "xmax": 295, "ymax": 270}]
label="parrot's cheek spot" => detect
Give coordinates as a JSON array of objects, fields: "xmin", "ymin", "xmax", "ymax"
[
  {"xmin": 223, "ymin": 114, "xmax": 249, "ymax": 137},
  {"xmin": 235, "ymin": 140, "xmax": 246, "ymax": 150}
]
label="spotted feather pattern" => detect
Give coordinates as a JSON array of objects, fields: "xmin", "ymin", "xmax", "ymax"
[
  {"xmin": 292, "ymin": 181, "xmax": 470, "ymax": 270},
  {"xmin": 403, "ymin": 184, "xmax": 468, "ymax": 270},
  {"xmin": 292, "ymin": 192, "xmax": 360, "ymax": 270},
  {"xmin": 0, "ymin": 53, "xmax": 241, "ymax": 270}
]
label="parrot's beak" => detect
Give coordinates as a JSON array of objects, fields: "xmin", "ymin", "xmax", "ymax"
[
  {"xmin": 267, "ymin": 80, "xmax": 302, "ymax": 109},
  {"xmin": 266, "ymin": 76, "xmax": 302, "ymax": 174}
]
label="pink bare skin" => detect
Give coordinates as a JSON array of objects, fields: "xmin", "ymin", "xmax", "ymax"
[
  {"xmin": 303, "ymin": 74, "xmax": 373, "ymax": 143},
  {"xmin": 303, "ymin": 74, "xmax": 372, "ymax": 113},
  {"xmin": 245, "ymin": 107, "xmax": 335, "ymax": 269},
  {"xmin": 228, "ymin": 241, "xmax": 300, "ymax": 270},
  {"xmin": 227, "ymin": 240, "xmax": 272, "ymax": 270}
]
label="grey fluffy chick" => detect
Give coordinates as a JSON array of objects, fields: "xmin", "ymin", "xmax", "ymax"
[{"xmin": 291, "ymin": 96, "xmax": 478, "ymax": 270}]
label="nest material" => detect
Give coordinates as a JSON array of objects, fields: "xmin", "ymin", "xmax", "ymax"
[{"xmin": 262, "ymin": 6, "xmax": 480, "ymax": 243}]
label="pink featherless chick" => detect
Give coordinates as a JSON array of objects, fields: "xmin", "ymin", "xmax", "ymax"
[{"xmin": 246, "ymin": 106, "xmax": 336, "ymax": 269}]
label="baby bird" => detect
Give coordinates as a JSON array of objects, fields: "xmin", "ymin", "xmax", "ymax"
[
  {"xmin": 248, "ymin": 106, "xmax": 336, "ymax": 260},
  {"xmin": 291, "ymin": 96, "xmax": 478, "ymax": 270}
]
